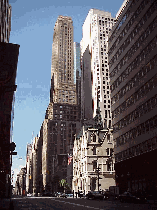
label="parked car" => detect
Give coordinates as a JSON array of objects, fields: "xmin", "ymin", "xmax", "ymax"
[
  {"xmin": 66, "ymin": 193, "xmax": 73, "ymax": 198},
  {"xmin": 132, "ymin": 192, "xmax": 147, "ymax": 203},
  {"xmin": 56, "ymin": 192, "xmax": 61, "ymax": 197},
  {"xmin": 60, "ymin": 193, "xmax": 67, "ymax": 198},
  {"xmin": 42, "ymin": 192, "xmax": 52, "ymax": 197},
  {"xmin": 119, "ymin": 192, "xmax": 140, "ymax": 203},
  {"xmin": 78, "ymin": 191, "xmax": 84, "ymax": 198},
  {"xmin": 86, "ymin": 191, "xmax": 104, "ymax": 200},
  {"xmin": 102, "ymin": 191, "xmax": 110, "ymax": 200},
  {"xmin": 52, "ymin": 192, "xmax": 57, "ymax": 197},
  {"xmin": 27, "ymin": 193, "xmax": 32, "ymax": 197}
]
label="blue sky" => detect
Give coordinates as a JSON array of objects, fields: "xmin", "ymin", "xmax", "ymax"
[{"xmin": 10, "ymin": 0, "xmax": 124, "ymax": 185}]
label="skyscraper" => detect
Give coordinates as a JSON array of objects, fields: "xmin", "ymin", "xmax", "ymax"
[
  {"xmin": 74, "ymin": 42, "xmax": 81, "ymax": 116},
  {"xmin": 0, "ymin": 0, "xmax": 12, "ymax": 43},
  {"xmin": 51, "ymin": 16, "xmax": 76, "ymax": 105},
  {"xmin": 108, "ymin": 0, "xmax": 157, "ymax": 194},
  {"xmin": 80, "ymin": 9, "xmax": 116, "ymax": 128},
  {"xmin": 39, "ymin": 16, "xmax": 81, "ymax": 193},
  {"xmin": 74, "ymin": 42, "xmax": 81, "ymax": 84}
]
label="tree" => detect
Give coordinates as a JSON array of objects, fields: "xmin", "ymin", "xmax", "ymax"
[{"xmin": 59, "ymin": 179, "xmax": 66, "ymax": 193}]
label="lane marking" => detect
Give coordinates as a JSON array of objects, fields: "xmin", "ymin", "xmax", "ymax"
[{"xmin": 52, "ymin": 198, "xmax": 104, "ymax": 209}]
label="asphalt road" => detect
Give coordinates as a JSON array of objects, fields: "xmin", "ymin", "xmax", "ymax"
[{"xmin": 11, "ymin": 197, "xmax": 157, "ymax": 210}]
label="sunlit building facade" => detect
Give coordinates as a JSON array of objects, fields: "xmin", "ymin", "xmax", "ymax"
[
  {"xmin": 51, "ymin": 16, "xmax": 76, "ymax": 105},
  {"xmin": 80, "ymin": 9, "xmax": 116, "ymax": 128},
  {"xmin": 72, "ymin": 124, "xmax": 115, "ymax": 195}
]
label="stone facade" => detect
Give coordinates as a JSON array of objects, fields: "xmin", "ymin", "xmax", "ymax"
[
  {"xmin": 73, "ymin": 123, "xmax": 115, "ymax": 195},
  {"xmin": 80, "ymin": 9, "xmax": 116, "ymax": 128},
  {"xmin": 51, "ymin": 16, "xmax": 76, "ymax": 105}
]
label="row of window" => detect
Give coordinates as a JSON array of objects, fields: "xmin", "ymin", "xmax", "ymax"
[
  {"xmin": 115, "ymin": 136, "xmax": 157, "ymax": 163},
  {"xmin": 110, "ymin": 30, "xmax": 156, "ymax": 86},
  {"xmin": 111, "ymin": 52, "xmax": 156, "ymax": 100},
  {"xmin": 115, "ymin": 114, "xmax": 157, "ymax": 148},
  {"xmin": 112, "ymin": 63, "xmax": 156, "ymax": 119},
  {"xmin": 109, "ymin": 0, "xmax": 150, "ymax": 52},
  {"xmin": 111, "ymin": 33, "xmax": 157, "ymax": 97},
  {"xmin": 114, "ymin": 93, "xmax": 157, "ymax": 132},
  {"xmin": 111, "ymin": 54, "xmax": 157, "ymax": 108},
  {"xmin": 53, "ymin": 105, "xmax": 77, "ymax": 110},
  {"xmin": 111, "ymin": 34, "xmax": 157, "ymax": 87},
  {"xmin": 109, "ymin": 15, "xmax": 157, "ymax": 69},
  {"xmin": 112, "ymin": 71, "xmax": 157, "ymax": 126},
  {"xmin": 113, "ymin": 74, "xmax": 157, "ymax": 124}
]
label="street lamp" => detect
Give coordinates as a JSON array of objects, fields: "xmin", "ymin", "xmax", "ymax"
[{"xmin": 95, "ymin": 166, "xmax": 101, "ymax": 192}]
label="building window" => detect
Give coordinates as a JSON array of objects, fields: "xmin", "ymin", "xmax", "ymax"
[
  {"xmin": 106, "ymin": 148, "xmax": 109, "ymax": 156},
  {"xmin": 93, "ymin": 135, "xmax": 96, "ymax": 142},
  {"xmin": 93, "ymin": 147, "xmax": 96, "ymax": 155},
  {"xmin": 107, "ymin": 134, "xmax": 110, "ymax": 142},
  {"xmin": 110, "ymin": 148, "xmax": 113, "ymax": 156},
  {"xmin": 93, "ymin": 160, "xmax": 97, "ymax": 170},
  {"xmin": 107, "ymin": 161, "xmax": 113, "ymax": 171}
]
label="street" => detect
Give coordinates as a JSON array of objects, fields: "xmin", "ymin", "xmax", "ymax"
[{"xmin": 10, "ymin": 197, "xmax": 157, "ymax": 210}]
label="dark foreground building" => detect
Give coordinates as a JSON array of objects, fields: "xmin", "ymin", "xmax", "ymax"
[
  {"xmin": 0, "ymin": 0, "xmax": 20, "ymax": 198},
  {"xmin": 108, "ymin": 0, "xmax": 157, "ymax": 194}
]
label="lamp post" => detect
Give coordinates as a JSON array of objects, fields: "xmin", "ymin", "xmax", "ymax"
[{"xmin": 95, "ymin": 166, "xmax": 101, "ymax": 191}]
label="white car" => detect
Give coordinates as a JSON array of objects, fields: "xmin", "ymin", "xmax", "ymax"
[{"xmin": 27, "ymin": 193, "xmax": 32, "ymax": 197}]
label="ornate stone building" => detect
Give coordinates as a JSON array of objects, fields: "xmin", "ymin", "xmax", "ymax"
[
  {"xmin": 72, "ymin": 124, "xmax": 115, "ymax": 194},
  {"xmin": 72, "ymin": 105, "xmax": 115, "ymax": 194}
]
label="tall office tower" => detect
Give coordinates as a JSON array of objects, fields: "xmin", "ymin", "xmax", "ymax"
[
  {"xmin": 51, "ymin": 15, "xmax": 76, "ymax": 105},
  {"xmin": 0, "ymin": 0, "xmax": 12, "ymax": 43},
  {"xmin": 108, "ymin": 0, "xmax": 157, "ymax": 194},
  {"xmin": 80, "ymin": 9, "xmax": 116, "ymax": 128},
  {"xmin": 39, "ymin": 16, "xmax": 81, "ymax": 193},
  {"xmin": 25, "ymin": 143, "xmax": 32, "ymax": 194},
  {"xmin": 74, "ymin": 42, "xmax": 81, "ymax": 84},
  {"xmin": 74, "ymin": 42, "xmax": 81, "ymax": 116}
]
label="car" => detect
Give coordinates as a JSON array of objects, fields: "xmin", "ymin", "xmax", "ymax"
[
  {"xmin": 27, "ymin": 193, "xmax": 32, "ymax": 197},
  {"xmin": 66, "ymin": 193, "xmax": 73, "ymax": 198},
  {"xmin": 119, "ymin": 192, "xmax": 140, "ymax": 203},
  {"xmin": 60, "ymin": 193, "xmax": 67, "ymax": 198},
  {"xmin": 86, "ymin": 191, "xmax": 104, "ymax": 200},
  {"xmin": 102, "ymin": 191, "xmax": 110, "ymax": 200},
  {"xmin": 78, "ymin": 191, "xmax": 84, "ymax": 198},
  {"xmin": 56, "ymin": 192, "xmax": 61, "ymax": 197},
  {"xmin": 42, "ymin": 192, "xmax": 52, "ymax": 197},
  {"xmin": 132, "ymin": 192, "xmax": 147, "ymax": 203},
  {"xmin": 52, "ymin": 192, "xmax": 57, "ymax": 197}
]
